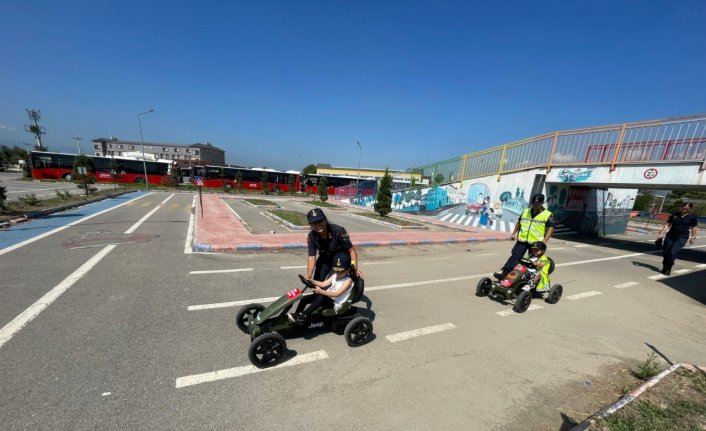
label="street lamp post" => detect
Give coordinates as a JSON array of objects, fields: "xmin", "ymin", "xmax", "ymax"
[
  {"xmin": 138, "ymin": 109, "xmax": 155, "ymax": 190},
  {"xmin": 72, "ymin": 136, "xmax": 82, "ymax": 154},
  {"xmin": 356, "ymin": 140, "xmax": 362, "ymax": 199}
]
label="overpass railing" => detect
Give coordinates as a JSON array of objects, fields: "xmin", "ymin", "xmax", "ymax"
[{"xmin": 408, "ymin": 114, "xmax": 706, "ymax": 184}]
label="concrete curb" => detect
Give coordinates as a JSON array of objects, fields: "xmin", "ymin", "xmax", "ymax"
[{"xmin": 570, "ymin": 362, "xmax": 701, "ymax": 430}]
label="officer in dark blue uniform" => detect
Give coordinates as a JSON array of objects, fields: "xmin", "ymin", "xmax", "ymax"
[
  {"xmin": 656, "ymin": 202, "xmax": 699, "ymax": 275},
  {"xmin": 305, "ymin": 207, "xmax": 360, "ymax": 281}
]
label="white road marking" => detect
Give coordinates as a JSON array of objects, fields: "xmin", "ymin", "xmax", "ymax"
[
  {"xmin": 575, "ymin": 244, "xmax": 591, "ymax": 248},
  {"xmin": 648, "ymin": 274, "xmax": 667, "ymax": 280},
  {"xmin": 427, "ymin": 257, "xmax": 453, "ymax": 261},
  {"xmin": 175, "ymin": 350, "xmax": 329, "ymax": 388},
  {"xmin": 551, "ymin": 247, "xmax": 566, "ymax": 250},
  {"xmin": 0, "ymin": 194, "xmax": 171, "ymax": 350},
  {"xmin": 673, "ymin": 269, "xmax": 690, "ymax": 274},
  {"xmin": 385, "ymin": 323, "xmax": 456, "ymax": 343},
  {"xmin": 279, "ymin": 261, "xmax": 396, "ymax": 270},
  {"xmin": 496, "ymin": 303, "xmax": 544, "ymax": 317},
  {"xmin": 696, "ymin": 264, "xmax": 706, "ymax": 268},
  {"xmin": 0, "ymin": 244, "xmax": 117, "ymax": 349},
  {"xmin": 440, "ymin": 214, "xmax": 452, "ymax": 221},
  {"xmin": 614, "ymin": 281, "xmax": 639, "ymax": 289},
  {"xmin": 184, "ymin": 195, "xmax": 196, "ymax": 254},
  {"xmin": 0, "ymin": 192, "xmax": 151, "ymax": 257},
  {"xmin": 449, "ymin": 214, "xmax": 460, "ymax": 223},
  {"xmin": 189, "ymin": 268, "xmax": 253, "ymax": 275},
  {"xmin": 566, "ymin": 291, "xmax": 602, "ymax": 300},
  {"xmin": 476, "ymin": 253, "xmax": 497, "ymax": 257},
  {"xmin": 464, "ymin": 216, "xmax": 473, "ymax": 226}
]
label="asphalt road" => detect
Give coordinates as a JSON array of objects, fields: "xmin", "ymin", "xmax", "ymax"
[{"xmin": 1, "ymin": 192, "xmax": 705, "ymax": 430}]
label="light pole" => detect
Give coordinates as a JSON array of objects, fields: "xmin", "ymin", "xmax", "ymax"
[
  {"xmin": 356, "ymin": 140, "xmax": 362, "ymax": 199},
  {"xmin": 72, "ymin": 136, "xmax": 82, "ymax": 154},
  {"xmin": 138, "ymin": 109, "xmax": 155, "ymax": 190}
]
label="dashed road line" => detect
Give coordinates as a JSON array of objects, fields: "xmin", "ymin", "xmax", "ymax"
[
  {"xmin": 385, "ymin": 323, "xmax": 456, "ymax": 343},
  {"xmin": 614, "ymin": 281, "xmax": 639, "ymax": 289},
  {"xmin": 566, "ymin": 291, "xmax": 602, "ymax": 300},
  {"xmin": 189, "ymin": 268, "xmax": 253, "ymax": 275},
  {"xmin": 648, "ymin": 274, "xmax": 667, "ymax": 280},
  {"xmin": 575, "ymin": 244, "xmax": 591, "ymax": 248},
  {"xmin": 673, "ymin": 269, "xmax": 690, "ymax": 274},
  {"xmin": 175, "ymin": 350, "xmax": 329, "ymax": 388},
  {"xmin": 496, "ymin": 303, "xmax": 543, "ymax": 317},
  {"xmin": 696, "ymin": 264, "xmax": 706, "ymax": 268}
]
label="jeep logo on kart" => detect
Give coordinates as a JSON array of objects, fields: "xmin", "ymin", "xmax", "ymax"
[{"xmin": 308, "ymin": 322, "xmax": 324, "ymax": 329}]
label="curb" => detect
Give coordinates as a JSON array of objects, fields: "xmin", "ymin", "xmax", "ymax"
[{"xmin": 570, "ymin": 362, "xmax": 697, "ymax": 430}]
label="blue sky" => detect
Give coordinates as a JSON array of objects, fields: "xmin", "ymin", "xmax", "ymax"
[{"xmin": 1, "ymin": 1, "xmax": 705, "ymax": 171}]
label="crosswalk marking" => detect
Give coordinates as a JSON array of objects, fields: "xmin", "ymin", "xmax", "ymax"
[
  {"xmin": 386, "ymin": 323, "xmax": 456, "ymax": 343},
  {"xmin": 614, "ymin": 281, "xmax": 639, "ymax": 289},
  {"xmin": 566, "ymin": 291, "xmax": 602, "ymax": 300},
  {"xmin": 496, "ymin": 304, "xmax": 543, "ymax": 317}
]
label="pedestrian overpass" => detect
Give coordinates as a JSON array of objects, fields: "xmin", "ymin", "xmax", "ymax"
[{"xmin": 349, "ymin": 114, "xmax": 706, "ymax": 237}]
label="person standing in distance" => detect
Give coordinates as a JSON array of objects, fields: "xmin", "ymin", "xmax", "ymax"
[
  {"xmin": 494, "ymin": 193, "xmax": 555, "ymax": 280},
  {"xmin": 306, "ymin": 207, "xmax": 362, "ymax": 281},
  {"xmin": 655, "ymin": 202, "xmax": 698, "ymax": 275}
]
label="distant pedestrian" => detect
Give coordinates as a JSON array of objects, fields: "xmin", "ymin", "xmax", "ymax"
[{"xmin": 655, "ymin": 202, "xmax": 698, "ymax": 275}]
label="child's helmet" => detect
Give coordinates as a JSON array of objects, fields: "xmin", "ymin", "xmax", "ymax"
[{"xmin": 531, "ymin": 241, "xmax": 547, "ymax": 251}]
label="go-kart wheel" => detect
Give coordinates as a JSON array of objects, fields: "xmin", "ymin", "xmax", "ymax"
[
  {"xmin": 476, "ymin": 277, "xmax": 492, "ymax": 297},
  {"xmin": 248, "ymin": 333, "xmax": 287, "ymax": 368},
  {"xmin": 235, "ymin": 303, "xmax": 265, "ymax": 333},
  {"xmin": 513, "ymin": 290, "xmax": 532, "ymax": 313},
  {"xmin": 344, "ymin": 317, "xmax": 373, "ymax": 347},
  {"xmin": 545, "ymin": 284, "xmax": 563, "ymax": 304}
]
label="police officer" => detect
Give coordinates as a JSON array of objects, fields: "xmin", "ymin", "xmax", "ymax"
[
  {"xmin": 305, "ymin": 207, "xmax": 361, "ymax": 281},
  {"xmin": 494, "ymin": 193, "xmax": 555, "ymax": 280},
  {"xmin": 655, "ymin": 202, "xmax": 698, "ymax": 275}
]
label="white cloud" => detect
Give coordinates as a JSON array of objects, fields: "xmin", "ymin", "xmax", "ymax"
[{"xmin": 0, "ymin": 124, "xmax": 16, "ymax": 132}]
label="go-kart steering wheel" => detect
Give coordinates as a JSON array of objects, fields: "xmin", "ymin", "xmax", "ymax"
[{"xmin": 298, "ymin": 274, "xmax": 316, "ymax": 290}]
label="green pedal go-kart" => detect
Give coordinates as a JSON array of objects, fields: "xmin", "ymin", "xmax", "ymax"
[
  {"xmin": 476, "ymin": 257, "xmax": 563, "ymax": 313},
  {"xmin": 235, "ymin": 274, "xmax": 373, "ymax": 368}
]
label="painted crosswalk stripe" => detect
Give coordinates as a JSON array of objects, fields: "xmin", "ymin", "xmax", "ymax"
[
  {"xmin": 464, "ymin": 216, "xmax": 473, "ymax": 226},
  {"xmin": 696, "ymin": 264, "xmax": 706, "ymax": 268},
  {"xmin": 449, "ymin": 214, "xmax": 460, "ymax": 223},
  {"xmin": 496, "ymin": 304, "xmax": 543, "ymax": 317},
  {"xmin": 386, "ymin": 323, "xmax": 456, "ymax": 343},
  {"xmin": 648, "ymin": 274, "xmax": 667, "ymax": 280},
  {"xmin": 189, "ymin": 268, "xmax": 253, "ymax": 275},
  {"xmin": 566, "ymin": 291, "xmax": 602, "ymax": 300},
  {"xmin": 472, "ymin": 217, "xmax": 480, "ymax": 227},
  {"xmin": 575, "ymin": 244, "xmax": 591, "ymax": 248},
  {"xmin": 674, "ymin": 269, "xmax": 690, "ymax": 274},
  {"xmin": 175, "ymin": 350, "xmax": 329, "ymax": 388},
  {"xmin": 614, "ymin": 281, "xmax": 639, "ymax": 289},
  {"xmin": 440, "ymin": 214, "xmax": 452, "ymax": 221}
]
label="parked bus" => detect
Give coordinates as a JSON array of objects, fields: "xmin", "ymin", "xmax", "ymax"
[
  {"xmin": 190, "ymin": 165, "xmax": 300, "ymax": 192},
  {"xmin": 30, "ymin": 151, "xmax": 175, "ymax": 185},
  {"xmin": 300, "ymin": 174, "xmax": 362, "ymax": 195}
]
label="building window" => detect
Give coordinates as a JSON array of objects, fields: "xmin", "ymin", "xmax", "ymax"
[
  {"xmin": 94, "ymin": 144, "xmax": 100, "ymax": 150},
  {"xmin": 130, "ymin": 145, "xmax": 135, "ymax": 150},
  {"xmin": 185, "ymin": 149, "xmax": 191, "ymax": 153},
  {"xmin": 162, "ymin": 147, "xmax": 168, "ymax": 152},
  {"xmin": 193, "ymin": 150, "xmax": 199, "ymax": 155},
  {"xmin": 118, "ymin": 145, "xmax": 123, "ymax": 149},
  {"xmin": 174, "ymin": 148, "xmax": 180, "ymax": 152}
]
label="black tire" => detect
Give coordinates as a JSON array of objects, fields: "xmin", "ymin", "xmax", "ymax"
[
  {"xmin": 546, "ymin": 284, "xmax": 563, "ymax": 304},
  {"xmin": 248, "ymin": 333, "xmax": 287, "ymax": 368},
  {"xmin": 351, "ymin": 278, "xmax": 365, "ymax": 303},
  {"xmin": 235, "ymin": 303, "xmax": 265, "ymax": 333},
  {"xmin": 476, "ymin": 277, "xmax": 492, "ymax": 297},
  {"xmin": 344, "ymin": 317, "xmax": 373, "ymax": 347},
  {"xmin": 513, "ymin": 290, "xmax": 532, "ymax": 313}
]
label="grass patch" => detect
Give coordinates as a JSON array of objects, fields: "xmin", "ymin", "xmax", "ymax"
[
  {"xmin": 244, "ymin": 198, "xmax": 278, "ymax": 206},
  {"xmin": 270, "ymin": 210, "xmax": 308, "ymax": 226},
  {"xmin": 305, "ymin": 200, "xmax": 337, "ymax": 207},
  {"xmin": 354, "ymin": 212, "xmax": 424, "ymax": 227},
  {"xmin": 631, "ymin": 353, "xmax": 661, "ymax": 380},
  {"xmin": 1, "ymin": 188, "xmax": 127, "ymax": 222}
]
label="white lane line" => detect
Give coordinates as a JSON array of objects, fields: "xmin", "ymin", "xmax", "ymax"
[
  {"xmin": 189, "ymin": 268, "xmax": 253, "ymax": 275},
  {"xmin": 189, "ymin": 296, "xmax": 282, "ymax": 310},
  {"xmin": 280, "ymin": 265, "xmax": 307, "ymax": 270},
  {"xmin": 696, "ymin": 264, "xmax": 706, "ymax": 268},
  {"xmin": 184, "ymin": 195, "xmax": 196, "ymax": 254},
  {"xmin": 175, "ymin": 350, "xmax": 329, "ymax": 388},
  {"xmin": 0, "ymin": 195, "xmax": 169, "ymax": 350},
  {"xmin": 496, "ymin": 304, "xmax": 543, "ymax": 317},
  {"xmin": 648, "ymin": 274, "xmax": 667, "ymax": 280},
  {"xmin": 0, "ymin": 244, "xmax": 117, "ymax": 349},
  {"xmin": 124, "ymin": 193, "xmax": 174, "ymax": 234},
  {"xmin": 428, "ymin": 257, "xmax": 452, "ymax": 261},
  {"xmin": 385, "ymin": 323, "xmax": 456, "ymax": 343},
  {"xmin": 566, "ymin": 291, "xmax": 602, "ymax": 300},
  {"xmin": 673, "ymin": 269, "xmax": 690, "ymax": 274},
  {"xmin": 0, "ymin": 192, "xmax": 151, "ymax": 257},
  {"xmin": 476, "ymin": 253, "xmax": 497, "ymax": 257},
  {"xmin": 279, "ymin": 261, "xmax": 397, "ymax": 270},
  {"xmin": 551, "ymin": 247, "xmax": 566, "ymax": 250},
  {"xmin": 575, "ymin": 244, "xmax": 591, "ymax": 248},
  {"xmin": 614, "ymin": 282, "xmax": 639, "ymax": 289}
]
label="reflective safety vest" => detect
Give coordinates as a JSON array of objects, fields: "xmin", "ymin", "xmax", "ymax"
[
  {"xmin": 518, "ymin": 208, "xmax": 552, "ymax": 243},
  {"xmin": 530, "ymin": 254, "xmax": 552, "ymax": 291}
]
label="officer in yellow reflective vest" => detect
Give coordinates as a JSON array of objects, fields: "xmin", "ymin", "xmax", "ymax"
[{"xmin": 494, "ymin": 193, "xmax": 555, "ymax": 280}]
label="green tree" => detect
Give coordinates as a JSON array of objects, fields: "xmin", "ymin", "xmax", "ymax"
[
  {"xmin": 317, "ymin": 176, "xmax": 329, "ymax": 202},
  {"xmin": 0, "ymin": 182, "xmax": 7, "ymax": 210},
  {"xmin": 374, "ymin": 168, "xmax": 393, "ymax": 217},
  {"xmin": 235, "ymin": 170, "xmax": 243, "ymax": 192},
  {"xmin": 633, "ymin": 190, "xmax": 655, "ymax": 211},
  {"xmin": 73, "ymin": 154, "xmax": 96, "ymax": 196},
  {"xmin": 303, "ymin": 164, "xmax": 317, "ymax": 175},
  {"xmin": 259, "ymin": 170, "xmax": 270, "ymax": 194},
  {"xmin": 287, "ymin": 174, "xmax": 296, "ymax": 195}
]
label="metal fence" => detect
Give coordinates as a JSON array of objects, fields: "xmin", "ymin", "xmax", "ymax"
[{"xmin": 405, "ymin": 114, "xmax": 706, "ymax": 185}]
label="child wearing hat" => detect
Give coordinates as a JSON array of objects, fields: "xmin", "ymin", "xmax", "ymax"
[{"xmin": 288, "ymin": 251, "xmax": 354, "ymax": 325}]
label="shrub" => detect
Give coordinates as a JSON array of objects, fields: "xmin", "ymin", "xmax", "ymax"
[{"xmin": 18, "ymin": 193, "xmax": 40, "ymax": 206}]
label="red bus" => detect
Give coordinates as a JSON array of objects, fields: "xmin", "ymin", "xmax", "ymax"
[
  {"xmin": 301, "ymin": 174, "xmax": 362, "ymax": 195},
  {"xmin": 30, "ymin": 151, "xmax": 175, "ymax": 185},
  {"xmin": 191, "ymin": 165, "xmax": 300, "ymax": 192}
]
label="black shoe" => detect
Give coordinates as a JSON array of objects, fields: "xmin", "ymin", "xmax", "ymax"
[
  {"xmin": 287, "ymin": 312, "xmax": 306, "ymax": 326},
  {"xmin": 493, "ymin": 269, "xmax": 508, "ymax": 280},
  {"xmin": 661, "ymin": 268, "xmax": 671, "ymax": 276}
]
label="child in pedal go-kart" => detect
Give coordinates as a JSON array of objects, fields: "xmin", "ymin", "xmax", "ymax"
[{"xmin": 527, "ymin": 241, "xmax": 552, "ymax": 295}]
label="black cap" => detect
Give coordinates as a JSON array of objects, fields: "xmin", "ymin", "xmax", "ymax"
[
  {"xmin": 531, "ymin": 241, "xmax": 547, "ymax": 251},
  {"xmin": 531, "ymin": 193, "xmax": 545, "ymax": 204},
  {"xmin": 307, "ymin": 208, "xmax": 326, "ymax": 223},
  {"xmin": 332, "ymin": 252, "xmax": 351, "ymax": 272}
]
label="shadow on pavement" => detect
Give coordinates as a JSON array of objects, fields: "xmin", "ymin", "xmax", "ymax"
[{"xmin": 654, "ymin": 270, "xmax": 706, "ymax": 306}]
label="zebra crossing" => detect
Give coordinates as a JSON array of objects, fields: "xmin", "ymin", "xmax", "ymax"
[{"xmin": 438, "ymin": 212, "xmax": 578, "ymax": 236}]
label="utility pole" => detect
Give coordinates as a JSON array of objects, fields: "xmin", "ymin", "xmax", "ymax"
[
  {"xmin": 24, "ymin": 109, "xmax": 46, "ymax": 151},
  {"xmin": 356, "ymin": 140, "xmax": 362, "ymax": 199},
  {"xmin": 73, "ymin": 136, "xmax": 83, "ymax": 154}
]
